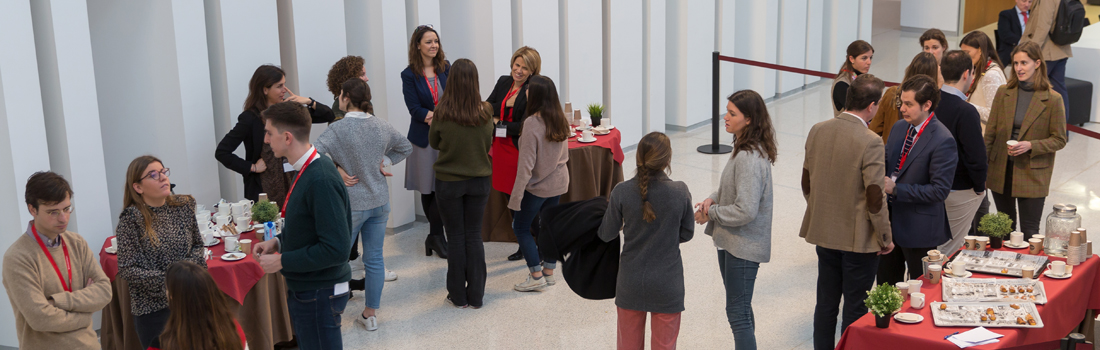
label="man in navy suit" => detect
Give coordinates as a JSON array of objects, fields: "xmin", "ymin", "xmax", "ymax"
[
  {"xmin": 935, "ymin": 51, "xmax": 988, "ymax": 254},
  {"xmin": 876, "ymin": 74, "xmax": 959, "ymax": 287},
  {"xmin": 997, "ymin": 0, "xmax": 1031, "ymax": 65}
]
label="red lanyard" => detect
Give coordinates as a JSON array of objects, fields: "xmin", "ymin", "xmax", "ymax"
[
  {"xmin": 967, "ymin": 60, "xmax": 994, "ymax": 97},
  {"xmin": 281, "ymin": 148, "xmax": 319, "ymax": 218},
  {"xmin": 425, "ymin": 76, "xmax": 439, "ymax": 105},
  {"xmin": 31, "ymin": 224, "xmax": 72, "ymax": 292},
  {"xmin": 500, "ymin": 82, "xmax": 520, "ymax": 122},
  {"xmin": 897, "ymin": 113, "xmax": 934, "ymax": 171}
]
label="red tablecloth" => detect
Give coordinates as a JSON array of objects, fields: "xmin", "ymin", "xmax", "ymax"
[
  {"xmin": 837, "ymin": 248, "xmax": 1100, "ymax": 350},
  {"xmin": 570, "ymin": 127, "xmax": 625, "ymax": 164},
  {"xmin": 98, "ymin": 231, "xmax": 266, "ymax": 304}
]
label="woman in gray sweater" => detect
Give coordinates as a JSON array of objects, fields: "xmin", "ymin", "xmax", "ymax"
[
  {"xmin": 314, "ymin": 78, "xmax": 412, "ymax": 331},
  {"xmin": 694, "ymin": 90, "xmax": 777, "ymax": 350},
  {"xmin": 598, "ymin": 132, "xmax": 694, "ymax": 350}
]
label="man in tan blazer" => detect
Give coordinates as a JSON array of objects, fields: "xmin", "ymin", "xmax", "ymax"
[
  {"xmin": 801, "ymin": 74, "xmax": 893, "ymax": 350},
  {"xmin": 1019, "ymin": 0, "xmax": 1072, "ymax": 120}
]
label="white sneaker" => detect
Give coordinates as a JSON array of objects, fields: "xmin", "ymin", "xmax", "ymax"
[
  {"xmin": 544, "ymin": 274, "xmax": 556, "ymax": 286},
  {"xmin": 384, "ymin": 269, "xmax": 397, "ymax": 282},
  {"xmin": 514, "ymin": 275, "xmax": 548, "ymax": 292},
  {"xmin": 357, "ymin": 315, "xmax": 378, "ymax": 331}
]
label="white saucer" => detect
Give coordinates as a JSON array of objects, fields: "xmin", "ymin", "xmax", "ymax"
[
  {"xmin": 236, "ymin": 225, "xmax": 251, "ymax": 233},
  {"xmin": 598, "ymin": 125, "xmax": 615, "ymax": 130},
  {"xmin": 578, "ymin": 138, "xmax": 597, "ymax": 143},
  {"xmin": 221, "ymin": 252, "xmax": 246, "ymax": 261},
  {"xmin": 894, "ymin": 312, "xmax": 923, "ymax": 324},
  {"xmin": 203, "ymin": 238, "xmax": 221, "ymax": 247},
  {"xmin": 1003, "ymin": 242, "xmax": 1029, "ymax": 249},
  {"xmin": 944, "ymin": 270, "xmax": 972, "ymax": 278},
  {"xmin": 1043, "ymin": 270, "xmax": 1072, "ymax": 279},
  {"xmin": 105, "ymin": 246, "xmax": 117, "ymax": 254}
]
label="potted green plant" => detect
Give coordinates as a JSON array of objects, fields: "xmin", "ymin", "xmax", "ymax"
[
  {"xmin": 978, "ymin": 211, "xmax": 1013, "ymax": 249},
  {"xmin": 864, "ymin": 283, "xmax": 904, "ymax": 328},
  {"xmin": 586, "ymin": 103, "xmax": 604, "ymax": 127},
  {"xmin": 251, "ymin": 200, "xmax": 279, "ymax": 241}
]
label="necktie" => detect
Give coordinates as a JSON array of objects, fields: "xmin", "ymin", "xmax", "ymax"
[
  {"xmin": 1023, "ymin": 11, "xmax": 1028, "ymax": 25},
  {"xmin": 896, "ymin": 125, "xmax": 917, "ymax": 175}
]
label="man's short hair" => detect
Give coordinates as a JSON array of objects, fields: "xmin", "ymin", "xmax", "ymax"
[
  {"xmin": 25, "ymin": 171, "xmax": 73, "ymax": 209},
  {"xmin": 261, "ymin": 101, "xmax": 312, "ymax": 143},
  {"xmin": 900, "ymin": 74, "xmax": 941, "ymax": 112},
  {"xmin": 920, "ymin": 28, "xmax": 948, "ymax": 49},
  {"xmin": 844, "ymin": 74, "xmax": 886, "ymax": 111},
  {"xmin": 940, "ymin": 50, "xmax": 972, "ymax": 83}
]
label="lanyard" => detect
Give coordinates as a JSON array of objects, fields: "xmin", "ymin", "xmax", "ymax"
[
  {"xmin": 31, "ymin": 224, "xmax": 72, "ymax": 292},
  {"xmin": 500, "ymin": 82, "xmax": 520, "ymax": 122},
  {"xmin": 897, "ymin": 113, "xmax": 934, "ymax": 172},
  {"xmin": 281, "ymin": 148, "xmax": 319, "ymax": 218},
  {"xmin": 425, "ymin": 76, "xmax": 439, "ymax": 105},
  {"xmin": 966, "ymin": 60, "xmax": 994, "ymax": 98}
]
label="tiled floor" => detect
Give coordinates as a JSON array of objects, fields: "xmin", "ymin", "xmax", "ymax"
[{"xmin": 331, "ymin": 29, "xmax": 1100, "ymax": 349}]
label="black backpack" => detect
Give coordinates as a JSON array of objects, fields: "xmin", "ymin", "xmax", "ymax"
[{"xmin": 1049, "ymin": 0, "xmax": 1086, "ymax": 45}]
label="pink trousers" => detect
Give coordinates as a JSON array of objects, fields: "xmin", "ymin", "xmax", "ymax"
[{"xmin": 616, "ymin": 307, "xmax": 682, "ymax": 350}]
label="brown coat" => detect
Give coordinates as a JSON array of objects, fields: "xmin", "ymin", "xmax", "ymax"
[
  {"xmin": 984, "ymin": 86, "xmax": 1067, "ymax": 198},
  {"xmin": 1020, "ymin": 0, "xmax": 1072, "ymax": 62},
  {"xmin": 800, "ymin": 113, "xmax": 892, "ymax": 253},
  {"xmin": 869, "ymin": 86, "xmax": 903, "ymax": 145}
]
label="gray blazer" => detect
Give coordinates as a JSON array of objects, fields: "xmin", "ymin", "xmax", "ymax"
[
  {"xmin": 706, "ymin": 150, "xmax": 773, "ymax": 264},
  {"xmin": 599, "ymin": 174, "xmax": 694, "ymax": 314}
]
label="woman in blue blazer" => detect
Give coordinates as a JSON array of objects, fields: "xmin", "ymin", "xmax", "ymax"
[{"xmin": 401, "ymin": 24, "xmax": 450, "ymax": 259}]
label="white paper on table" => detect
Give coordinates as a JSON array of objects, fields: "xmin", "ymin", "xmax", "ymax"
[
  {"xmin": 947, "ymin": 337, "xmax": 999, "ymax": 348},
  {"xmin": 947, "ymin": 327, "xmax": 1004, "ymax": 348}
]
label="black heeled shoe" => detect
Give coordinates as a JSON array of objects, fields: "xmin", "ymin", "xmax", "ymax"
[
  {"xmin": 508, "ymin": 247, "xmax": 523, "ymax": 261},
  {"xmin": 425, "ymin": 236, "xmax": 448, "ymax": 259},
  {"xmin": 349, "ymin": 278, "xmax": 365, "ymax": 291}
]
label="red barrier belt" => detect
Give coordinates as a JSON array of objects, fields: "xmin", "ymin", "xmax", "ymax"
[
  {"xmin": 1068, "ymin": 125, "xmax": 1100, "ymax": 140},
  {"xmin": 717, "ymin": 54, "xmax": 899, "ymax": 86}
]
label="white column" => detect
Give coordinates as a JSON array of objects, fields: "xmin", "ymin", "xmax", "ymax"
[
  {"xmin": 30, "ymin": 0, "xmax": 113, "ymax": 251},
  {"xmin": 778, "ymin": 0, "xmax": 809, "ymax": 94},
  {"xmin": 564, "ymin": 0, "xmax": 604, "ymax": 114},
  {"xmin": 0, "ymin": 3, "xmax": 50, "ymax": 345},
  {"xmin": 205, "ymin": 0, "xmax": 282, "ymax": 201},
  {"xmin": 608, "ymin": 0, "xmax": 644, "ymax": 147},
  {"xmin": 407, "ymin": 0, "xmax": 441, "ymax": 36},
  {"xmin": 493, "ymin": 0, "xmax": 515, "ymax": 80},
  {"xmin": 665, "ymin": 0, "xmax": 688, "ymax": 127},
  {"xmin": 684, "ymin": 0, "xmax": 717, "ymax": 127},
  {"xmin": 858, "ymin": 0, "xmax": 873, "ymax": 41},
  {"xmin": 718, "ymin": 0, "xmax": 736, "ymax": 107},
  {"xmin": 346, "ymin": 0, "xmax": 415, "ymax": 227},
  {"xmin": 521, "ymin": 0, "xmax": 561, "ymax": 86},
  {"xmin": 171, "ymin": 0, "xmax": 221, "ymax": 207},
  {"xmin": 805, "ymin": 0, "xmax": 825, "ymax": 85},
  {"xmin": 644, "ymin": 0, "xmax": 666, "ymax": 134},
  {"xmin": 440, "ymin": 0, "xmax": 512, "ymax": 98},
  {"xmin": 733, "ymin": 0, "xmax": 779, "ymax": 96},
  {"xmin": 821, "ymin": 0, "xmax": 860, "ymax": 80},
  {"xmin": 279, "ymin": 0, "xmax": 347, "ymax": 142}
]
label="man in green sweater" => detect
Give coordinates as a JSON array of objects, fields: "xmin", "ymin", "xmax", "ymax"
[{"xmin": 252, "ymin": 101, "xmax": 353, "ymax": 350}]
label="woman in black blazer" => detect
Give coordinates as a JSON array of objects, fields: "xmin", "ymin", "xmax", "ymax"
[
  {"xmin": 214, "ymin": 65, "xmax": 334, "ymax": 204},
  {"xmin": 485, "ymin": 46, "xmax": 542, "ymax": 261},
  {"xmin": 400, "ymin": 25, "xmax": 450, "ymax": 259}
]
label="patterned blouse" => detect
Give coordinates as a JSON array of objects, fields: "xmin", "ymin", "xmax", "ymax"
[{"xmin": 115, "ymin": 195, "xmax": 206, "ymax": 316}]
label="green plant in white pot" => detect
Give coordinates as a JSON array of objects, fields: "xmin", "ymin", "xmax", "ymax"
[{"xmin": 864, "ymin": 283, "xmax": 904, "ymax": 328}]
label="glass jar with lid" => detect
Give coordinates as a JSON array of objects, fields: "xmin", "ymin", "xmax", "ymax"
[{"xmin": 1044, "ymin": 204, "xmax": 1082, "ymax": 257}]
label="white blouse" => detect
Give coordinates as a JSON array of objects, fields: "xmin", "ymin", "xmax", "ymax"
[{"xmin": 967, "ymin": 63, "xmax": 1007, "ymax": 133}]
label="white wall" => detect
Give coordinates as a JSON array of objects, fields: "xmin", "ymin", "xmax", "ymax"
[
  {"xmin": 900, "ymin": 0, "xmax": 960, "ymax": 34},
  {"xmin": 644, "ymin": 0, "xmax": 667, "ymax": 134},
  {"xmin": 520, "ymin": 0, "xmax": 561, "ymax": 88},
  {"xmin": 564, "ymin": 0, "xmax": 604, "ymax": 114},
  {"xmin": 778, "ymin": 0, "xmax": 809, "ymax": 94},
  {"xmin": 608, "ymin": 0, "xmax": 644, "ymax": 147},
  {"xmin": 732, "ymin": 0, "xmax": 779, "ymax": 95}
]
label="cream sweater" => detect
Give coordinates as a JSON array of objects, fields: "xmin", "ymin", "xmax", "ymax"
[{"xmin": 2, "ymin": 228, "xmax": 112, "ymax": 350}]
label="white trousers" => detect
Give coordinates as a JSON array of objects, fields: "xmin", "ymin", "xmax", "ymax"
[{"xmin": 938, "ymin": 190, "xmax": 985, "ymax": 254}]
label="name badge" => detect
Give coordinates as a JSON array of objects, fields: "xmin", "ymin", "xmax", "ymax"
[
  {"xmin": 283, "ymin": 162, "xmax": 295, "ymax": 172},
  {"xmin": 495, "ymin": 125, "xmax": 507, "ymax": 138}
]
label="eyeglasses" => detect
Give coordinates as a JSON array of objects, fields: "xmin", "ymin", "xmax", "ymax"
[
  {"xmin": 140, "ymin": 168, "xmax": 171, "ymax": 181},
  {"xmin": 43, "ymin": 205, "xmax": 74, "ymax": 218},
  {"xmin": 416, "ymin": 24, "xmax": 434, "ymax": 33}
]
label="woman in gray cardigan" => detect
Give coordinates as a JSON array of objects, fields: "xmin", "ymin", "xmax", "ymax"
[
  {"xmin": 695, "ymin": 90, "xmax": 777, "ymax": 350},
  {"xmin": 599, "ymin": 132, "xmax": 694, "ymax": 350}
]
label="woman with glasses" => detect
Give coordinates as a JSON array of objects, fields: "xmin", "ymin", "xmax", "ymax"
[
  {"xmin": 401, "ymin": 24, "xmax": 450, "ymax": 259},
  {"xmin": 115, "ymin": 155, "xmax": 206, "ymax": 349}
]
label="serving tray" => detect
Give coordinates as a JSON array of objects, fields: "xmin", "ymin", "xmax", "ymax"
[
  {"xmin": 947, "ymin": 250, "xmax": 1049, "ymax": 278},
  {"xmin": 941, "ymin": 278, "xmax": 1047, "ymax": 304},
  {"xmin": 930, "ymin": 301, "xmax": 1044, "ymax": 328}
]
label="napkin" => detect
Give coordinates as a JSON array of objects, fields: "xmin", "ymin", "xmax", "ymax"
[{"xmin": 947, "ymin": 327, "xmax": 1003, "ymax": 348}]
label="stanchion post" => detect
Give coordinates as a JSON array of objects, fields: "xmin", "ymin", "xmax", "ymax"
[{"xmin": 698, "ymin": 51, "xmax": 733, "ymax": 154}]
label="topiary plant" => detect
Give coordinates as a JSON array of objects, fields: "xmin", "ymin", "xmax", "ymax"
[
  {"xmin": 864, "ymin": 283, "xmax": 904, "ymax": 317},
  {"xmin": 251, "ymin": 200, "xmax": 279, "ymax": 223},
  {"xmin": 587, "ymin": 103, "xmax": 604, "ymax": 126},
  {"xmin": 978, "ymin": 211, "xmax": 1013, "ymax": 238}
]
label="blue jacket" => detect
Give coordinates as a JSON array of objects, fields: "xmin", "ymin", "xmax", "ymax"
[
  {"xmin": 885, "ymin": 116, "xmax": 958, "ymax": 248},
  {"xmin": 401, "ymin": 62, "xmax": 450, "ymax": 147}
]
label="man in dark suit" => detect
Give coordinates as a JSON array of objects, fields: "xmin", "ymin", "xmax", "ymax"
[
  {"xmin": 997, "ymin": 0, "xmax": 1031, "ymax": 65},
  {"xmin": 935, "ymin": 51, "xmax": 988, "ymax": 254},
  {"xmin": 876, "ymin": 74, "xmax": 959, "ymax": 286}
]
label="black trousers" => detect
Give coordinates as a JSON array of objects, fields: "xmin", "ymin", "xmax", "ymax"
[
  {"xmin": 435, "ymin": 176, "xmax": 490, "ymax": 307},
  {"xmin": 133, "ymin": 307, "xmax": 170, "ymax": 349},
  {"xmin": 422, "ymin": 193, "xmax": 445, "ymax": 237},
  {"xmin": 813, "ymin": 247, "xmax": 879, "ymax": 350},
  {"xmin": 991, "ymin": 159, "xmax": 1046, "ymax": 240},
  {"xmin": 876, "ymin": 245, "xmax": 935, "ymax": 287}
]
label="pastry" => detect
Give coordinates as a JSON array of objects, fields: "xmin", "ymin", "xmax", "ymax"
[
  {"xmin": 990, "ymin": 315, "xmax": 997, "ymax": 321},
  {"xmin": 1000, "ymin": 285, "xmax": 1008, "ymax": 292},
  {"xmin": 1002, "ymin": 268, "xmax": 1009, "ymax": 274},
  {"xmin": 1010, "ymin": 304, "xmax": 1020, "ymax": 309},
  {"xmin": 1017, "ymin": 317, "xmax": 1025, "ymax": 324},
  {"xmin": 981, "ymin": 315, "xmax": 988, "ymax": 322},
  {"xmin": 940, "ymin": 304, "xmax": 947, "ymax": 310},
  {"xmin": 986, "ymin": 308, "xmax": 994, "ymax": 315}
]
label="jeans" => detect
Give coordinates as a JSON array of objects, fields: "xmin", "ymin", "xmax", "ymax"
[
  {"xmin": 717, "ymin": 250, "xmax": 759, "ymax": 350},
  {"xmin": 435, "ymin": 176, "xmax": 491, "ymax": 307},
  {"xmin": 1047, "ymin": 58, "xmax": 1069, "ymax": 123},
  {"xmin": 351, "ymin": 203, "xmax": 390, "ymax": 310},
  {"xmin": 991, "ymin": 159, "xmax": 1047, "ymax": 239},
  {"xmin": 813, "ymin": 247, "xmax": 880, "ymax": 350},
  {"xmin": 512, "ymin": 192, "xmax": 560, "ymax": 272},
  {"xmin": 287, "ymin": 287, "xmax": 350, "ymax": 350},
  {"xmin": 133, "ymin": 307, "xmax": 170, "ymax": 349}
]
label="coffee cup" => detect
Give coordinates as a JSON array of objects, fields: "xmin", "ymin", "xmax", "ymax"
[
  {"xmin": 582, "ymin": 130, "xmax": 595, "ymax": 141},
  {"xmin": 110, "ymin": 237, "xmax": 117, "ymax": 249},
  {"xmin": 201, "ymin": 230, "xmax": 215, "ymax": 244},
  {"xmin": 1051, "ymin": 260, "xmax": 1067, "ymax": 276},
  {"xmin": 1010, "ymin": 231, "xmax": 1024, "ymax": 246},
  {"xmin": 231, "ymin": 203, "xmax": 246, "ymax": 217},
  {"xmin": 218, "ymin": 203, "xmax": 230, "ymax": 216},
  {"xmin": 196, "ymin": 204, "xmax": 206, "ymax": 212},
  {"xmin": 927, "ymin": 249, "xmax": 942, "ymax": 261},
  {"xmin": 896, "ymin": 282, "xmax": 909, "ymax": 299},
  {"xmin": 225, "ymin": 236, "xmax": 239, "ymax": 252},
  {"xmin": 907, "ymin": 279, "xmax": 922, "ymax": 295},
  {"xmin": 237, "ymin": 199, "xmax": 254, "ymax": 211},
  {"xmin": 240, "ymin": 239, "xmax": 252, "ymax": 254},
  {"xmin": 1029, "ymin": 238, "xmax": 1043, "ymax": 255},
  {"xmin": 215, "ymin": 215, "xmax": 231, "ymax": 227},
  {"xmin": 948, "ymin": 260, "xmax": 967, "ymax": 276},
  {"xmin": 964, "ymin": 236, "xmax": 978, "ymax": 250},
  {"xmin": 976, "ymin": 237, "xmax": 989, "ymax": 251},
  {"xmin": 258, "ymin": 193, "xmax": 268, "ymax": 202},
  {"xmin": 235, "ymin": 216, "xmax": 252, "ymax": 231},
  {"xmin": 573, "ymin": 110, "xmax": 582, "ymax": 125},
  {"xmin": 911, "ymin": 292, "xmax": 926, "ymax": 309},
  {"xmin": 1070, "ymin": 231, "xmax": 1083, "ymax": 247},
  {"xmin": 1022, "ymin": 267, "xmax": 1036, "ymax": 279},
  {"xmin": 929, "ymin": 264, "xmax": 943, "ymax": 284}
]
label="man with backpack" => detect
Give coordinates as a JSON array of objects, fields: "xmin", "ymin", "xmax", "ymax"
[{"xmin": 1019, "ymin": 0, "xmax": 1085, "ymax": 121}]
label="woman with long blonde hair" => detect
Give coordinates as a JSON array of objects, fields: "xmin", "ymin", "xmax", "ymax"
[{"xmin": 115, "ymin": 155, "xmax": 205, "ymax": 349}]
